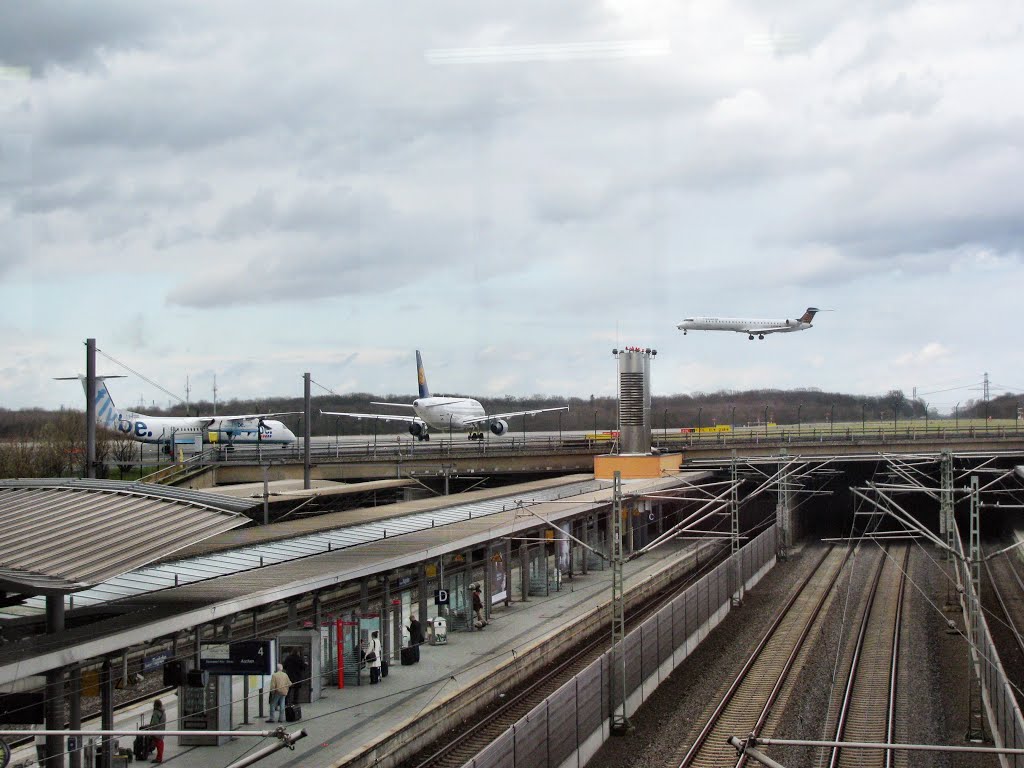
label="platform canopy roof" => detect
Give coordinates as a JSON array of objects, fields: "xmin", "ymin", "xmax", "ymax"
[{"xmin": 0, "ymin": 479, "xmax": 256, "ymax": 595}]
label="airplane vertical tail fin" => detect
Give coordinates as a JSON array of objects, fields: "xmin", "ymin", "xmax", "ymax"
[
  {"xmin": 92, "ymin": 377, "xmax": 121, "ymax": 429},
  {"xmin": 55, "ymin": 375, "xmax": 125, "ymax": 429},
  {"xmin": 799, "ymin": 307, "xmax": 820, "ymax": 323},
  {"xmin": 416, "ymin": 350, "xmax": 430, "ymax": 399}
]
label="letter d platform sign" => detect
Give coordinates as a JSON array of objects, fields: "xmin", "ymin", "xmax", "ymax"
[{"xmin": 434, "ymin": 589, "xmax": 449, "ymax": 606}]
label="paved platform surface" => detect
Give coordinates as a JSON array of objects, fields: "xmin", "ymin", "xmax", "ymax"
[{"xmin": 8, "ymin": 537, "xmax": 698, "ymax": 768}]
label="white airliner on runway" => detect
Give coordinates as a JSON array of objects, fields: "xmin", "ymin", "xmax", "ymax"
[
  {"xmin": 676, "ymin": 307, "xmax": 826, "ymax": 340},
  {"xmin": 322, "ymin": 351, "xmax": 568, "ymax": 441},
  {"xmin": 58, "ymin": 375, "xmax": 298, "ymax": 448}
]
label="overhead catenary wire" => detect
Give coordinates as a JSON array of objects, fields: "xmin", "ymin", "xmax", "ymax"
[{"xmin": 93, "ymin": 345, "xmax": 186, "ymax": 406}]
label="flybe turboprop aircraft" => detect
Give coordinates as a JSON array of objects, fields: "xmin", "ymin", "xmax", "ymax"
[
  {"xmin": 322, "ymin": 351, "xmax": 568, "ymax": 441},
  {"xmin": 59, "ymin": 375, "xmax": 298, "ymax": 449},
  {"xmin": 676, "ymin": 307, "xmax": 827, "ymax": 340}
]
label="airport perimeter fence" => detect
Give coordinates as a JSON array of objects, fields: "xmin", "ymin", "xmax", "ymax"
[
  {"xmin": 461, "ymin": 525, "xmax": 778, "ymax": 768},
  {"xmin": 951, "ymin": 517, "xmax": 1024, "ymax": 768}
]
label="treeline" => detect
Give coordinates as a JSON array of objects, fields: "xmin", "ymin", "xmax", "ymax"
[
  {"xmin": 0, "ymin": 412, "xmax": 134, "ymax": 480},
  {"xmin": 6, "ymin": 386, "xmax": 1007, "ymax": 445}
]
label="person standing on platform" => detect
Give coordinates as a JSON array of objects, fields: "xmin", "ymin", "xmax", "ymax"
[
  {"xmin": 283, "ymin": 649, "xmax": 307, "ymax": 704},
  {"xmin": 368, "ymin": 631, "xmax": 383, "ymax": 684},
  {"xmin": 407, "ymin": 617, "xmax": 425, "ymax": 663},
  {"xmin": 148, "ymin": 699, "xmax": 166, "ymax": 763},
  {"xmin": 267, "ymin": 664, "xmax": 291, "ymax": 723},
  {"xmin": 471, "ymin": 584, "xmax": 486, "ymax": 628}
]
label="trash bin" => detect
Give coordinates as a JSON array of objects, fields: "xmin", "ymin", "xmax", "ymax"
[{"xmin": 430, "ymin": 617, "xmax": 448, "ymax": 645}]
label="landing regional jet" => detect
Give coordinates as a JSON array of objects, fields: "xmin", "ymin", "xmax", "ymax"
[
  {"xmin": 321, "ymin": 351, "xmax": 568, "ymax": 441},
  {"xmin": 676, "ymin": 307, "xmax": 826, "ymax": 340}
]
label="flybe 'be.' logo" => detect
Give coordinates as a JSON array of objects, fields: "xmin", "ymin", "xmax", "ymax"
[{"xmin": 134, "ymin": 421, "xmax": 153, "ymax": 438}]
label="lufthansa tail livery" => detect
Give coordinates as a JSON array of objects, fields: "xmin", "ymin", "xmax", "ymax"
[
  {"xmin": 676, "ymin": 307, "xmax": 829, "ymax": 340},
  {"xmin": 322, "ymin": 350, "xmax": 568, "ymax": 441}
]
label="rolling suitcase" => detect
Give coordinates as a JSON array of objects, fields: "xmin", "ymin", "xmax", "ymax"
[
  {"xmin": 401, "ymin": 646, "xmax": 417, "ymax": 666},
  {"xmin": 286, "ymin": 704, "xmax": 302, "ymax": 722},
  {"xmin": 381, "ymin": 659, "xmax": 389, "ymax": 678}
]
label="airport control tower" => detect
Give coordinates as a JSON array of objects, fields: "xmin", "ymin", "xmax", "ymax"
[{"xmin": 595, "ymin": 347, "xmax": 682, "ymax": 479}]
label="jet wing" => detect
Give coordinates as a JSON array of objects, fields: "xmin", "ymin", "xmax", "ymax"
[
  {"xmin": 462, "ymin": 406, "xmax": 568, "ymax": 427},
  {"xmin": 213, "ymin": 411, "xmax": 302, "ymax": 422},
  {"xmin": 321, "ymin": 410, "xmax": 423, "ymax": 425},
  {"xmin": 740, "ymin": 326, "xmax": 791, "ymax": 335}
]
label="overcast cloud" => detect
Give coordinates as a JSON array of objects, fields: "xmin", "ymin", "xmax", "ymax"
[{"xmin": 2, "ymin": 0, "xmax": 1022, "ymax": 414}]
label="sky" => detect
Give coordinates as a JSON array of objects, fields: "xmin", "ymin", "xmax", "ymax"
[{"xmin": 1, "ymin": 1, "xmax": 1022, "ymax": 415}]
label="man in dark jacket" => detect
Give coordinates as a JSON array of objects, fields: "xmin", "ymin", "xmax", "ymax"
[
  {"xmin": 471, "ymin": 585, "xmax": 486, "ymax": 627},
  {"xmin": 282, "ymin": 650, "xmax": 307, "ymax": 704}
]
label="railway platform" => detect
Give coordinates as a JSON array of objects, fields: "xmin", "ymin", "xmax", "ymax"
[{"xmin": 6, "ymin": 537, "xmax": 703, "ymax": 768}]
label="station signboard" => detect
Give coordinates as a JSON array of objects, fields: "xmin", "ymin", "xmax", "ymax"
[{"xmin": 199, "ymin": 640, "xmax": 273, "ymax": 675}]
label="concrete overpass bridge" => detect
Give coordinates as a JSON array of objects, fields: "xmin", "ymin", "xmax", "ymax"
[{"xmin": 162, "ymin": 429, "xmax": 1024, "ymax": 490}]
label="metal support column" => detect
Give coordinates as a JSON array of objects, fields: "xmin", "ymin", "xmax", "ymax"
[
  {"xmin": 581, "ymin": 516, "xmax": 589, "ymax": 575},
  {"xmin": 303, "ymin": 372, "xmax": 311, "ymax": 490},
  {"xmin": 776, "ymin": 450, "xmax": 789, "ymax": 560},
  {"xmin": 504, "ymin": 537, "xmax": 513, "ymax": 606},
  {"xmin": 382, "ymin": 573, "xmax": 391, "ymax": 659},
  {"xmin": 86, "ymin": 338, "xmax": 97, "ymax": 479},
  {"xmin": 941, "ymin": 450, "xmax": 954, "ymax": 558},
  {"xmin": 966, "ymin": 475, "xmax": 985, "ymax": 742},
  {"xmin": 519, "ymin": 542, "xmax": 530, "ymax": 602},
  {"xmin": 731, "ymin": 450, "xmax": 743, "ymax": 606},
  {"xmin": 101, "ymin": 657, "xmax": 114, "ymax": 768},
  {"xmin": 359, "ymin": 578, "xmax": 369, "ymax": 614},
  {"xmin": 610, "ymin": 471, "xmax": 631, "ymax": 735},
  {"xmin": 463, "ymin": 549, "xmax": 475, "ymax": 631},
  {"xmin": 417, "ymin": 563, "xmax": 428, "ymax": 626},
  {"xmin": 483, "ymin": 545, "xmax": 492, "ymax": 623},
  {"xmin": 45, "ymin": 595, "xmax": 65, "ymax": 767},
  {"xmin": 68, "ymin": 663, "xmax": 82, "ymax": 768},
  {"xmin": 288, "ymin": 600, "xmax": 298, "ymax": 629}
]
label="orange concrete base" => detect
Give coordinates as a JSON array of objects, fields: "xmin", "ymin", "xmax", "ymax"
[{"xmin": 594, "ymin": 453, "xmax": 683, "ymax": 480}]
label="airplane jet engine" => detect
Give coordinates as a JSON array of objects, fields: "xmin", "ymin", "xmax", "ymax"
[
  {"xmin": 409, "ymin": 422, "xmax": 429, "ymax": 440},
  {"xmin": 489, "ymin": 419, "xmax": 509, "ymax": 436}
]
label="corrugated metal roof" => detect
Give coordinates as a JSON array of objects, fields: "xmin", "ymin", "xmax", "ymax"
[
  {"xmin": 0, "ymin": 479, "xmax": 256, "ymax": 594},
  {"xmin": 0, "ymin": 472, "xmax": 706, "ymax": 683},
  {"xmin": 9, "ymin": 477, "xmax": 607, "ymax": 612}
]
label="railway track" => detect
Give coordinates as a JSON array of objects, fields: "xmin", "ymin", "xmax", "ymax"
[
  {"xmin": 675, "ymin": 545, "xmax": 848, "ymax": 768},
  {"xmin": 400, "ymin": 542, "xmax": 733, "ymax": 768},
  {"xmin": 824, "ymin": 545, "xmax": 909, "ymax": 768}
]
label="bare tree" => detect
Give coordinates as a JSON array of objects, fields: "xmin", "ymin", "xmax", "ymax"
[{"xmin": 111, "ymin": 433, "xmax": 137, "ymax": 480}]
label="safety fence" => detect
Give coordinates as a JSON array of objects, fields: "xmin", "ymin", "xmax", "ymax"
[
  {"xmin": 461, "ymin": 525, "xmax": 778, "ymax": 768},
  {"xmin": 951, "ymin": 517, "xmax": 1024, "ymax": 768}
]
